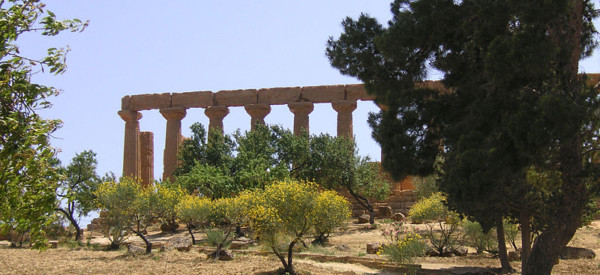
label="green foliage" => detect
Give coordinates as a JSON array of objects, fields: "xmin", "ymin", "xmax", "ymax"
[
  {"xmin": 0, "ymin": 0, "xmax": 87, "ymax": 249},
  {"xmin": 409, "ymin": 193, "xmax": 461, "ymax": 255},
  {"xmin": 461, "ymin": 219, "xmax": 497, "ymax": 254},
  {"xmin": 211, "ymin": 194, "xmax": 252, "ymax": 226},
  {"xmin": 175, "ymin": 124, "xmax": 390, "ymax": 225},
  {"xmin": 152, "ymin": 180, "xmax": 186, "ymax": 231},
  {"xmin": 175, "ymin": 124, "xmax": 294, "ymax": 198},
  {"xmin": 55, "ymin": 150, "xmax": 101, "ymax": 241},
  {"xmin": 295, "ymin": 135, "xmax": 391, "ymax": 224},
  {"xmin": 205, "ymin": 229, "xmax": 232, "ymax": 248},
  {"xmin": 312, "ymin": 190, "xmax": 352, "ymax": 244},
  {"xmin": 177, "ymin": 164, "xmax": 236, "ymax": 199},
  {"xmin": 380, "ymin": 213, "xmax": 426, "ymax": 265},
  {"xmin": 175, "ymin": 123, "xmax": 235, "ymax": 176},
  {"xmin": 411, "ymin": 176, "xmax": 438, "ymax": 200},
  {"xmin": 94, "ymin": 178, "xmax": 138, "ymax": 249},
  {"xmin": 382, "ymin": 232, "xmax": 428, "ymax": 265},
  {"xmin": 327, "ymin": 1, "xmax": 598, "ymax": 272},
  {"xmin": 245, "ymin": 180, "xmax": 351, "ymax": 274},
  {"xmin": 95, "ymin": 177, "xmax": 156, "ymax": 251},
  {"xmin": 503, "ymin": 219, "xmax": 520, "ymax": 252},
  {"xmin": 176, "ymin": 195, "xmax": 212, "ymax": 226}
]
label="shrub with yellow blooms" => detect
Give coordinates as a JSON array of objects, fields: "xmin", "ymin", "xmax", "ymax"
[
  {"xmin": 207, "ymin": 194, "xmax": 254, "ymax": 258},
  {"xmin": 382, "ymin": 232, "xmax": 428, "ymax": 265},
  {"xmin": 152, "ymin": 181, "xmax": 186, "ymax": 232},
  {"xmin": 245, "ymin": 180, "xmax": 351, "ymax": 275},
  {"xmin": 175, "ymin": 195, "xmax": 212, "ymax": 245},
  {"xmin": 312, "ymin": 190, "xmax": 351, "ymax": 244},
  {"xmin": 408, "ymin": 192, "xmax": 461, "ymax": 256}
]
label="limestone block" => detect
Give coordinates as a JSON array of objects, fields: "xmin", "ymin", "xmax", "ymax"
[
  {"xmin": 391, "ymin": 213, "xmax": 406, "ymax": 221},
  {"xmin": 215, "ymin": 89, "xmax": 257, "ymax": 106},
  {"xmin": 358, "ymin": 214, "xmax": 370, "ymax": 224},
  {"xmin": 561, "ymin": 246, "xmax": 596, "ymax": 259},
  {"xmin": 377, "ymin": 206, "xmax": 393, "ymax": 218},
  {"xmin": 121, "ymin": 96, "xmax": 131, "ymax": 110},
  {"xmin": 345, "ymin": 84, "xmax": 375, "ymax": 101},
  {"xmin": 171, "ymin": 91, "xmax": 213, "ymax": 108},
  {"xmin": 257, "ymin": 87, "xmax": 301, "ymax": 105},
  {"xmin": 300, "ymin": 85, "xmax": 345, "ymax": 103},
  {"xmin": 126, "ymin": 93, "xmax": 171, "ymax": 111},
  {"xmin": 127, "ymin": 244, "xmax": 145, "ymax": 254}
]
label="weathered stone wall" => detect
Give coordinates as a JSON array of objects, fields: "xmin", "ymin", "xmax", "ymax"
[{"xmin": 343, "ymin": 177, "xmax": 417, "ymax": 218}]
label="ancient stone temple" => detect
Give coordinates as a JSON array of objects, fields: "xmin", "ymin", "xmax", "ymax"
[
  {"xmin": 117, "ymin": 84, "xmax": 384, "ymax": 184},
  {"xmin": 118, "ymin": 74, "xmax": 599, "ymax": 215}
]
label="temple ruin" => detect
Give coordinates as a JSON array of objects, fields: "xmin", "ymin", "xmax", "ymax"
[
  {"xmin": 118, "ymin": 84, "xmax": 379, "ymax": 185},
  {"xmin": 118, "ymin": 74, "xmax": 600, "ymax": 215}
]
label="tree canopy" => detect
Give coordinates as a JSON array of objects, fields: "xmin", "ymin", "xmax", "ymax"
[
  {"xmin": 327, "ymin": 1, "xmax": 599, "ymax": 274},
  {"xmin": 175, "ymin": 123, "xmax": 391, "ymax": 224},
  {"xmin": 0, "ymin": 0, "xmax": 87, "ymax": 248},
  {"xmin": 55, "ymin": 150, "xmax": 101, "ymax": 242}
]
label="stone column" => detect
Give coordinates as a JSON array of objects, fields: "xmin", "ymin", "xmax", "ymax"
[
  {"xmin": 332, "ymin": 100, "xmax": 357, "ymax": 138},
  {"xmin": 139, "ymin": 131, "xmax": 154, "ymax": 188},
  {"xmin": 205, "ymin": 106, "xmax": 229, "ymax": 134},
  {"xmin": 288, "ymin": 102, "xmax": 314, "ymax": 135},
  {"xmin": 118, "ymin": 110, "xmax": 142, "ymax": 179},
  {"xmin": 244, "ymin": 104, "xmax": 271, "ymax": 130},
  {"xmin": 160, "ymin": 107, "xmax": 187, "ymax": 181}
]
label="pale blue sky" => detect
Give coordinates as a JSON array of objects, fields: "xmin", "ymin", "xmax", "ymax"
[{"xmin": 26, "ymin": 1, "xmax": 600, "ymax": 183}]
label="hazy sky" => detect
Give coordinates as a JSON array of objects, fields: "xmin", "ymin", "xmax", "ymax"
[{"xmin": 25, "ymin": 1, "xmax": 600, "ymax": 182}]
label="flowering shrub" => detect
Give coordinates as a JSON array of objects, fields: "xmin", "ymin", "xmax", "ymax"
[
  {"xmin": 381, "ymin": 220, "xmax": 407, "ymax": 244},
  {"xmin": 94, "ymin": 178, "xmax": 139, "ymax": 249},
  {"xmin": 382, "ymin": 232, "xmax": 428, "ymax": 264},
  {"xmin": 408, "ymin": 192, "xmax": 461, "ymax": 255},
  {"xmin": 95, "ymin": 177, "xmax": 157, "ymax": 252},
  {"xmin": 245, "ymin": 180, "xmax": 351, "ymax": 275},
  {"xmin": 206, "ymin": 194, "xmax": 254, "ymax": 258},
  {"xmin": 175, "ymin": 195, "xmax": 212, "ymax": 245},
  {"xmin": 312, "ymin": 190, "xmax": 352, "ymax": 244},
  {"xmin": 152, "ymin": 181, "xmax": 186, "ymax": 232}
]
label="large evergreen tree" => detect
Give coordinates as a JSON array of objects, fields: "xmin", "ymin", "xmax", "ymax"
[
  {"xmin": 0, "ymin": 0, "xmax": 86, "ymax": 248},
  {"xmin": 327, "ymin": 1, "xmax": 599, "ymax": 274}
]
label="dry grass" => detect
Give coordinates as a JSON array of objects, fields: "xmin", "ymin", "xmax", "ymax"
[
  {"xmin": 0, "ymin": 248, "xmax": 369, "ymax": 275},
  {"xmin": 0, "ymin": 220, "xmax": 599, "ymax": 274}
]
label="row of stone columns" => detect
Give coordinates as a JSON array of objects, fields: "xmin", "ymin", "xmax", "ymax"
[{"xmin": 120, "ymin": 100, "xmax": 359, "ymax": 183}]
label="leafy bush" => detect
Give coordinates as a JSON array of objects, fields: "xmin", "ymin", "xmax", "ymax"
[
  {"xmin": 176, "ymin": 195, "xmax": 212, "ymax": 245},
  {"xmin": 503, "ymin": 219, "xmax": 519, "ymax": 251},
  {"xmin": 207, "ymin": 195, "xmax": 253, "ymax": 258},
  {"xmin": 312, "ymin": 190, "xmax": 351, "ymax": 244},
  {"xmin": 461, "ymin": 219, "xmax": 497, "ymax": 254},
  {"xmin": 205, "ymin": 229, "xmax": 232, "ymax": 248},
  {"xmin": 245, "ymin": 180, "xmax": 351, "ymax": 275},
  {"xmin": 94, "ymin": 178, "xmax": 138, "ymax": 249},
  {"xmin": 411, "ymin": 175, "xmax": 438, "ymax": 199},
  {"xmin": 382, "ymin": 232, "xmax": 428, "ymax": 264},
  {"xmin": 152, "ymin": 181, "xmax": 186, "ymax": 232},
  {"xmin": 409, "ymin": 192, "xmax": 461, "ymax": 255}
]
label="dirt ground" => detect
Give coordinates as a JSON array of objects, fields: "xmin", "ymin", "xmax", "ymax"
[{"xmin": 1, "ymin": 220, "xmax": 599, "ymax": 274}]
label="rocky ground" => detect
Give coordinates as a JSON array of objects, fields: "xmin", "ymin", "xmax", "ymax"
[{"xmin": 0, "ymin": 220, "xmax": 599, "ymax": 274}]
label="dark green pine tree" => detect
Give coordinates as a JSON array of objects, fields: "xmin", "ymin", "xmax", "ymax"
[{"xmin": 327, "ymin": 1, "xmax": 599, "ymax": 274}]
